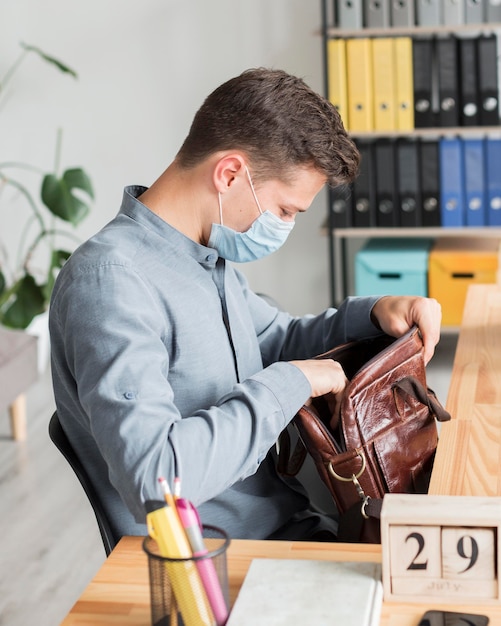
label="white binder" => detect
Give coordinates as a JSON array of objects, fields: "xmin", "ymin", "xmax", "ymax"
[
  {"xmin": 443, "ymin": 0, "xmax": 466, "ymax": 25},
  {"xmin": 365, "ymin": 0, "xmax": 391, "ymax": 27},
  {"xmin": 465, "ymin": 0, "xmax": 484, "ymax": 22},
  {"xmin": 416, "ymin": 0, "xmax": 442, "ymax": 25},
  {"xmin": 391, "ymin": 0, "xmax": 416, "ymax": 26},
  {"xmin": 485, "ymin": 0, "xmax": 501, "ymax": 21},
  {"xmin": 337, "ymin": 0, "xmax": 363, "ymax": 29}
]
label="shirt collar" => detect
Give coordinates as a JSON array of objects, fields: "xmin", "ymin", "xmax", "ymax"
[{"xmin": 120, "ymin": 185, "xmax": 219, "ymax": 268}]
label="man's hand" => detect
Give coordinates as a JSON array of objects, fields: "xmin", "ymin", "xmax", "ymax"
[
  {"xmin": 290, "ymin": 358, "xmax": 348, "ymax": 400},
  {"xmin": 370, "ymin": 295, "xmax": 442, "ymax": 364},
  {"xmin": 290, "ymin": 359, "xmax": 348, "ymax": 431}
]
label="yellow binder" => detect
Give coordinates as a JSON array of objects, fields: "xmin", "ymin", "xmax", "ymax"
[
  {"xmin": 394, "ymin": 37, "xmax": 414, "ymax": 131},
  {"xmin": 346, "ymin": 38, "xmax": 374, "ymax": 132},
  {"xmin": 372, "ymin": 38, "xmax": 396, "ymax": 132},
  {"xmin": 327, "ymin": 39, "xmax": 349, "ymax": 129}
]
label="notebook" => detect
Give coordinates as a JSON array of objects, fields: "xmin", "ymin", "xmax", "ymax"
[{"xmin": 226, "ymin": 558, "xmax": 383, "ymax": 626}]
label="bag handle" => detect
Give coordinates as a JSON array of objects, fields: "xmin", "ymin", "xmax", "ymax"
[{"xmin": 393, "ymin": 376, "xmax": 451, "ymax": 423}]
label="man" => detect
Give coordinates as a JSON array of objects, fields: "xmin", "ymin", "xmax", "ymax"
[{"xmin": 49, "ymin": 68, "xmax": 441, "ymax": 541}]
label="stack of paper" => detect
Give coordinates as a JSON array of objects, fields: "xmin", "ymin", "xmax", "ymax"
[{"xmin": 226, "ymin": 558, "xmax": 383, "ymax": 626}]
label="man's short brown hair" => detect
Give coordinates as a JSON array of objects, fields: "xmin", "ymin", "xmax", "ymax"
[{"xmin": 176, "ymin": 68, "xmax": 359, "ymax": 187}]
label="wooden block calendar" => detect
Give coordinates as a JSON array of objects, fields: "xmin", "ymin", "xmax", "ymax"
[{"xmin": 381, "ymin": 494, "xmax": 501, "ymax": 604}]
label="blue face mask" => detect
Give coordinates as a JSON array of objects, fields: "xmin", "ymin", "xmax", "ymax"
[{"xmin": 207, "ymin": 168, "xmax": 295, "ymax": 263}]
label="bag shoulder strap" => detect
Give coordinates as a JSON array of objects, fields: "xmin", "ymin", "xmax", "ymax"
[{"xmin": 337, "ymin": 497, "xmax": 384, "ymax": 543}]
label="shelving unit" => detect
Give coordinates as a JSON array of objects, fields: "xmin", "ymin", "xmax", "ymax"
[
  {"xmin": 320, "ymin": 0, "xmax": 501, "ymax": 308},
  {"xmin": 331, "ymin": 226, "xmax": 501, "ymax": 306},
  {"xmin": 325, "ymin": 23, "xmax": 501, "ymax": 38}
]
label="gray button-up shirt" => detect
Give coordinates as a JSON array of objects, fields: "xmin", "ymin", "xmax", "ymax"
[{"xmin": 49, "ymin": 186, "xmax": 380, "ymax": 539}]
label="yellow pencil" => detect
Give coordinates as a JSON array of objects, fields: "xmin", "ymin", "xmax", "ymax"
[{"xmin": 158, "ymin": 476, "xmax": 176, "ymax": 509}]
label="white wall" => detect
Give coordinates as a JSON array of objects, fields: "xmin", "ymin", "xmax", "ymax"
[{"xmin": 1, "ymin": 0, "xmax": 331, "ymax": 316}]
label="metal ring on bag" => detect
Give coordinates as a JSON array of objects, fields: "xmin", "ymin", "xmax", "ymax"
[{"xmin": 327, "ymin": 451, "xmax": 366, "ymax": 482}]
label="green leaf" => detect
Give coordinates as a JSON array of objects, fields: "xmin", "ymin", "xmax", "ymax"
[
  {"xmin": 63, "ymin": 168, "xmax": 94, "ymax": 199},
  {"xmin": 0, "ymin": 274, "xmax": 45, "ymax": 329},
  {"xmin": 0, "ymin": 271, "xmax": 5, "ymax": 296},
  {"xmin": 43, "ymin": 248, "xmax": 71, "ymax": 301},
  {"xmin": 20, "ymin": 43, "xmax": 78, "ymax": 79},
  {"xmin": 41, "ymin": 168, "xmax": 94, "ymax": 226}
]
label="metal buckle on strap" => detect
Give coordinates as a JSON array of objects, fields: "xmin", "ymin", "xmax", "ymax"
[
  {"xmin": 328, "ymin": 452, "xmax": 370, "ymax": 518},
  {"xmin": 327, "ymin": 451, "xmax": 366, "ymax": 482}
]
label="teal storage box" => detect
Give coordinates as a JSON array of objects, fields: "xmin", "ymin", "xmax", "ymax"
[{"xmin": 355, "ymin": 238, "xmax": 433, "ymax": 297}]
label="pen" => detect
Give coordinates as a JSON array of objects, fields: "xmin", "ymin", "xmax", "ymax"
[
  {"xmin": 173, "ymin": 477, "xmax": 203, "ymax": 530},
  {"xmin": 158, "ymin": 476, "xmax": 176, "ymax": 509},
  {"xmin": 174, "ymin": 476, "xmax": 182, "ymax": 501},
  {"xmin": 176, "ymin": 498, "xmax": 229, "ymax": 626},
  {"xmin": 146, "ymin": 500, "xmax": 216, "ymax": 626}
]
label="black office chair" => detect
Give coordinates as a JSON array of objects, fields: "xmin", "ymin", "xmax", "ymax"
[{"xmin": 48, "ymin": 411, "xmax": 119, "ymax": 556}]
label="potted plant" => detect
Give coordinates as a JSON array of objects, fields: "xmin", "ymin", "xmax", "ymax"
[{"xmin": 0, "ymin": 43, "xmax": 94, "ymax": 331}]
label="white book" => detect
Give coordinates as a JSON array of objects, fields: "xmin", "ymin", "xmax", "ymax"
[{"xmin": 226, "ymin": 558, "xmax": 383, "ymax": 626}]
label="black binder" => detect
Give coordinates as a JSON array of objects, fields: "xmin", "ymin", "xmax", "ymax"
[
  {"xmin": 352, "ymin": 141, "xmax": 376, "ymax": 228},
  {"xmin": 413, "ymin": 38, "xmax": 435, "ymax": 128},
  {"xmin": 436, "ymin": 36, "xmax": 459, "ymax": 127},
  {"xmin": 396, "ymin": 139, "xmax": 421, "ymax": 227},
  {"xmin": 478, "ymin": 35, "xmax": 500, "ymax": 126},
  {"xmin": 419, "ymin": 140, "xmax": 441, "ymax": 227},
  {"xmin": 459, "ymin": 37, "xmax": 479, "ymax": 127},
  {"xmin": 330, "ymin": 185, "xmax": 352, "ymax": 229},
  {"xmin": 374, "ymin": 140, "xmax": 398, "ymax": 227}
]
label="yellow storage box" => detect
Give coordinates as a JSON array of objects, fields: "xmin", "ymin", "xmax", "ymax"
[{"xmin": 428, "ymin": 238, "xmax": 500, "ymax": 326}]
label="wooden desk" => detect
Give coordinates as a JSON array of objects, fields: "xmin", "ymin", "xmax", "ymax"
[
  {"xmin": 62, "ymin": 284, "xmax": 501, "ymax": 625},
  {"xmin": 62, "ymin": 536, "xmax": 501, "ymax": 625},
  {"xmin": 429, "ymin": 284, "xmax": 501, "ymax": 496}
]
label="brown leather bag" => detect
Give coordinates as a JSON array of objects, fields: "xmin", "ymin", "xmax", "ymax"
[{"xmin": 278, "ymin": 326, "xmax": 451, "ymax": 543}]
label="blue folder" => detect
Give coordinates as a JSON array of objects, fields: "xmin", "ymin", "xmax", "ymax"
[
  {"xmin": 463, "ymin": 138, "xmax": 486, "ymax": 227},
  {"xmin": 439, "ymin": 138, "xmax": 465, "ymax": 227},
  {"xmin": 485, "ymin": 138, "xmax": 501, "ymax": 226}
]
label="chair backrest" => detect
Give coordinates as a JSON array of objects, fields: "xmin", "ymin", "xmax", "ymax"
[{"xmin": 48, "ymin": 411, "xmax": 119, "ymax": 556}]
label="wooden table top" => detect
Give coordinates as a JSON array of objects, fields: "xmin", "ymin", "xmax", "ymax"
[
  {"xmin": 429, "ymin": 284, "xmax": 501, "ymax": 497},
  {"xmin": 62, "ymin": 284, "xmax": 501, "ymax": 625},
  {"xmin": 61, "ymin": 536, "xmax": 501, "ymax": 625}
]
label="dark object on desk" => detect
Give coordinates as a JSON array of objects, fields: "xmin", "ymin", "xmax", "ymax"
[
  {"xmin": 418, "ymin": 609, "xmax": 489, "ymax": 626},
  {"xmin": 278, "ymin": 327, "xmax": 451, "ymax": 543},
  {"xmin": 49, "ymin": 411, "xmax": 120, "ymax": 556}
]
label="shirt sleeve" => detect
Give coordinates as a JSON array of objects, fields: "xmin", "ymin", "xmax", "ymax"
[
  {"xmin": 50, "ymin": 263, "xmax": 311, "ymax": 523},
  {"xmin": 238, "ymin": 271, "xmax": 383, "ymax": 365}
]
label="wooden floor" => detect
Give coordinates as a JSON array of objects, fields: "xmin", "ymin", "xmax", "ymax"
[
  {"xmin": 0, "ymin": 333, "xmax": 458, "ymax": 626},
  {"xmin": 0, "ymin": 367, "xmax": 104, "ymax": 626}
]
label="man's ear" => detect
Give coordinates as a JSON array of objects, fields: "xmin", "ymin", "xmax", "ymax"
[{"xmin": 213, "ymin": 154, "xmax": 246, "ymax": 194}]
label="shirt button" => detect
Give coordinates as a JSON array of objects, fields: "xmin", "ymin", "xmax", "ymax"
[
  {"xmin": 205, "ymin": 254, "xmax": 217, "ymax": 263},
  {"xmin": 124, "ymin": 391, "xmax": 136, "ymax": 400}
]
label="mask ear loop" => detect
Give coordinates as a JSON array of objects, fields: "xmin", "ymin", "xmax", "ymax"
[
  {"xmin": 217, "ymin": 192, "xmax": 224, "ymax": 226},
  {"xmin": 245, "ymin": 167, "xmax": 264, "ymax": 215}
]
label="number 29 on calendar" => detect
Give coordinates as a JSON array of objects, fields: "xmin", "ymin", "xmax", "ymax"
[{"xmin": 381, "ymin": 494, "xmax": 501, "ymax": 604}]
